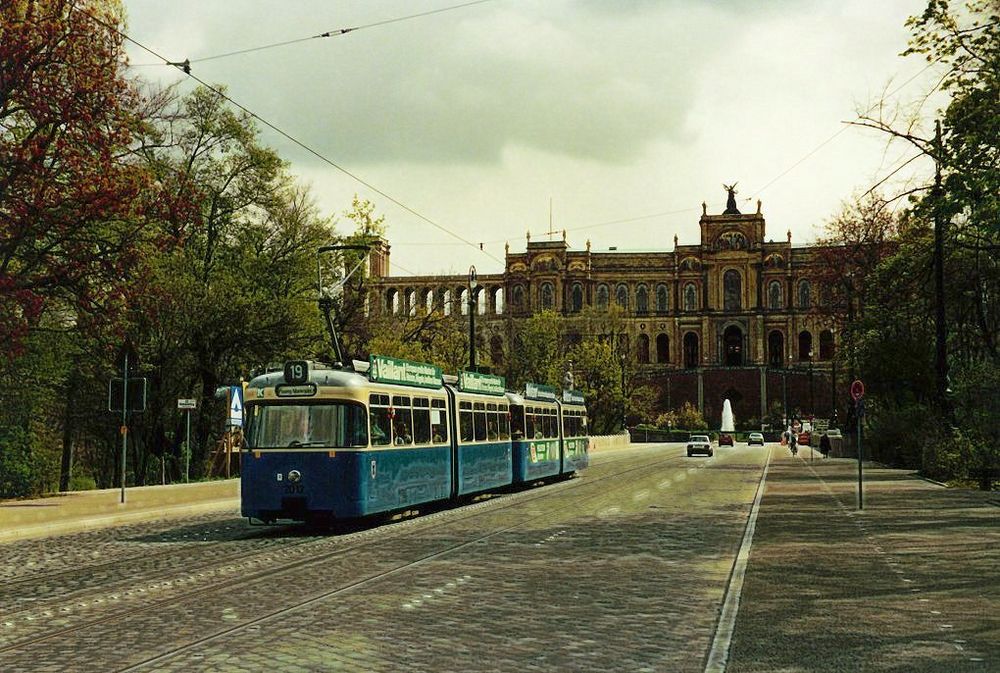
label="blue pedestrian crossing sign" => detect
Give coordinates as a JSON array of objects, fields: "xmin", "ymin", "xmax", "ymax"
[{"xmin": 229, "ymin": 386, "xmax": 244, "ymax": 427}]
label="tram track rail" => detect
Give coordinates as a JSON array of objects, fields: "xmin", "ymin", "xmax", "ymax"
[
  {"xmin": 0, "ymin": 448, "xmax": 645, "ymax": 611},
  {"xmin": 0, "ymin": 448, "xmax": 689, "ymax": 669},
  {"xmin": 121, "ymin": 449, "xmax": 695, "ymax": 672}
]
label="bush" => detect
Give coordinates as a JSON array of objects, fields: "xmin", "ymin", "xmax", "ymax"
[{"xmin": 0, "ymin": 427, "xmax": 38, "ymax": 499}]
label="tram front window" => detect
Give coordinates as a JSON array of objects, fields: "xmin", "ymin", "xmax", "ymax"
[{"xmin": 247, "ymin": 402, "xmax": 368, "ymax": 448}]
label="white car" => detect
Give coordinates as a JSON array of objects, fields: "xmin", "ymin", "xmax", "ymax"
[
  {"xmin": 748, "ymin": 432, "xmax": 765, "ymax": 446},
  {"xmin": 687, "ymin": 435, "xmax": 713, "ymax": 457}
]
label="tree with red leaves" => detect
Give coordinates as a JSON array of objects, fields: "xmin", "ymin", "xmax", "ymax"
[{"xmin": 0, "ymin": 0, "xmax": 157, "ymax": 354}]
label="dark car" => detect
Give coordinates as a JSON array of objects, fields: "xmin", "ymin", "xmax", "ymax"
[
  {"xmin": 718, "ymin": 433, "xmax": 734, "ymax": 446},
  {"xmin": 687, "ymin": 435, "xmax": 713, "ymax": 457}
]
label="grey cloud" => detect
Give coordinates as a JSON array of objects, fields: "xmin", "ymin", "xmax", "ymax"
[{"xmin": 162, "ymin": 1, "xmax": 724, "ymax": 166}]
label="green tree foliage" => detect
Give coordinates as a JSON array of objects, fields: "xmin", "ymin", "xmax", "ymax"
[
  {"xmin": 127, "ymin": 86, "xmax": 334, "ymax": 482},
  {"xmin": 842, "ymin": 1, "xmax": 1000, "ymax": 487},
  {"xmin": 0, "ymin": 0, "xmax": 160, "ymax": 353},
  {"xmin": 564, "ymin": 338, "xmax": 623, "ymax": 435}
]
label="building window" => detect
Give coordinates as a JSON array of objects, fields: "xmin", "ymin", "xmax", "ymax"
[
  {"xmin": 442, "ymin": 288, "xmax": 452, "ymax": 316},
  {"xmin": 819, "ymin": 329, "xmax": 835, "ymax": 360},
  {"xmin": 571, "ymin": 282, "xmax": 583, "ymax": 312},
  {"xmin": 656, "ymin": 284, "xmax": 669, "ymax": 313},
  {"xmin": 460, "ymin": 287, "xmax": 469, "ymax": 316},
  {"xmin": 723, "ymin": 270, "xmax": 742, "ymax": 311},
  {"xmin": 637, "ymin": 334, "xmax": 650, "ymax": 364},
  {"xmin": 492, "ymin": 287, "xmax": 504, "ymax": 315},
  {"xmin": 798, "ymin": 280, "xmax": 812, "ymax": 309},
  {"xmin": 596, "ymin": 284, "xmax": 609, "ymax": 310},
  {"xmin": 540, "ymin": 282, "xmax": 554, "ymax": 310},
  {"xmin": 684, "ymin": 283, "xmax": 697, "ymax": 311},
  {"xmin": 798, "ymin": 330, "xmax": 813, "ymax": 361},
  {"xmin": 683, "ymin": 332, "xmax": 699, "ymax": 368},
  {"xmin": 511, "ymin": 285, "xmax": 525, "ymax": 312},
  {"xmin": 386, "ymin": 288, "xmax": 399, "ymax": 315},
  {"xmin": 768, "ymin": 330, "xmax": 784, "ymax": 367},
  {"xmin": 636, "ymin": 285, "xmax": 649, "ymax": 314},
  {"xmin": 615, "ymin": 283, "xmax": 629, "ymax": 309},
  {"xmin": 768, "ymin": 280, "xmax": 783, "ymax": 310},
  {"xmin": 406, "ymin": 289, "xmax": 417, "ymax": 316},
  {"xmin": 656, "ymin": 334, "xmax": 669, "ymax": 363}
]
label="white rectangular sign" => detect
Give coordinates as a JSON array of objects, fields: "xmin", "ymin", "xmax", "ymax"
[{"xmin": 177, "ymin": 398, "xmax": 197, "ymax": 410}]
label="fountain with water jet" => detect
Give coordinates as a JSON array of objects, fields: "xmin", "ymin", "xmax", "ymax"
[{"xmin": 721, "ymin": 399, "xmax": 735, "ymax": 433}]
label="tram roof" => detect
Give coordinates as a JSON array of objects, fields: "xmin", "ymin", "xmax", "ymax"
[{"xmin": 247, "ymin": 366, "xmax": 369, "ymax": 390}]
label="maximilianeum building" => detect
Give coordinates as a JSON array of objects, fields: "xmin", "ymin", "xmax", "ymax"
[{"xmin": 367, "ymin": 192, "xmax": 847, "ymax": 429}]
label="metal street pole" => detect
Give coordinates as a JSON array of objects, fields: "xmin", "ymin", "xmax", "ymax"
[
  {"xmin": 468, "ymin": 265, "xmax": 477, "ymax": 372},
  {"xmin": 185, "ymin": 408, "xmax": 191, "ymax": 483},
  {"xmin": 120, "ymin": 352, "xmax": 128, "ymax": 504},
  {"xmin": 857, "ymin": 401, "xmax": 864, "ymax": 510},
  {"xmin": 782, "ymin": 370, "xmax": 788, "ymax": 430},
  {"xmin": 808, "ymin": 349, "xmax": 814, "ymax": 417}
]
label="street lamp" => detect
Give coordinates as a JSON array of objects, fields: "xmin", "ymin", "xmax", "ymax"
[
  {"xmin": 808, "ymin": 348, "xmax": 815, "ymax": 416},
  {"xmin": 468, "ymin": 266, "xmax": 477, "ymax": 372},
  {"xmin": 619, "ymin": 349, "xmax": 627, "ymax": 432},
  {"xmin": 808, "ymin": 348, "xmax": 815, "ymax": 463}
]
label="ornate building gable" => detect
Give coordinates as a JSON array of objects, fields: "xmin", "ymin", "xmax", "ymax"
[{"xmin": 699, "ymin": 184, "xmax": 766, "ymax": 251}]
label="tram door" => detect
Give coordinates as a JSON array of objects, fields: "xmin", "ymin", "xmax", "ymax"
[{"xmin": 444, "ymin": 385, "xmax": 460, "ymax": 499}]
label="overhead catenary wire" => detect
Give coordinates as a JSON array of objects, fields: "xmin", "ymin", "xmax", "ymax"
[
  {"xmin": 745, "ymin": 55, "xmax": 944, "ymax": 203},
  {"xmin": 130, "ymin": 0, "xmax": 494, "ymax": 66},
  {"xmin": 80, "ymin": 7, "xmax": 503, "ymax": 267}
]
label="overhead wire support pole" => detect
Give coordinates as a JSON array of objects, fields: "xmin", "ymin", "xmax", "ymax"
[
  {"xmin": 120, "ymin": 352, "xmax": 128, "ymax": 504},
  {"xmin": 932, "ymin": 119, "xmax": 951, "ymax": 422}
]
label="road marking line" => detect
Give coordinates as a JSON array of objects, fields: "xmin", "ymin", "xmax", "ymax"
[{"xmin": 704, "ymin": 447, "xmax": 772, "ymax": 673}]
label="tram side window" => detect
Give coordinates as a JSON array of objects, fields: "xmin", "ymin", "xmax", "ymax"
[
  {"xmin": 526, "ymin": 408, "xmax": 537, "ymax": 439},
  {"xmin": 486, "ymin": 403, "xmax": 499, "ymax": 441},
  {"xmin": 474, "ymin": 402, "xmax": 487, "ymax": 441},
  {"xmin": 459, "ymin": 401, "xmax": 474, "ymax": 442},
  {"xmin": 369, "ymin": 394, "xmax": 392, "ymax": 446},
  {"xmin": 392, "ymin": 395, "xmax": 413, "ymax": 445},
  {"xmin": 544, "ymin": 410, "xmax": 556, "ymax": 438},
  {"xmin": 499, "ymin": 405, "xmax": 510, "ymax": 440},
  {"xmin": 431, "ymin": 399, "xmax": 448, "ymax": 443},
  {"xmin": 581, "ymin": 413, "xmax": 589, "ymax": 436},
  {"xmin": 510, "ymin": 406, "xmax": 525, "ymax": 439},
  {"xmin": 566, "ymin": 413, "xmax": 579, "ymax": 438},
  {"xmin": 413, "ymin": 397, "xmax": 431, "ymax": 445}
]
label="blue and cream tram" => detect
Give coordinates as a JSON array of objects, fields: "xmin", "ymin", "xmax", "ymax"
[
  {"xmin": 240, "ymin": 356, "xmax": 587, "ymax": 524},
  {"xmin": 559, "ymin": 389, "xmax": 590, "ymax": 475},
  {"xmin": 508, "ymin": 382, "xmax": 563, "ymax": 484}
]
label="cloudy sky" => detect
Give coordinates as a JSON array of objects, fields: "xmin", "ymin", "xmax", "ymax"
[{"xmin": 123, "ymin": 0, "xmax": 938, "ymax": 276}]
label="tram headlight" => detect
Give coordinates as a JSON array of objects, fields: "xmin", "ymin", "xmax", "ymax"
[{"xmin": 287, "ymin": 469, "xmax": 302, "ymax": 483}]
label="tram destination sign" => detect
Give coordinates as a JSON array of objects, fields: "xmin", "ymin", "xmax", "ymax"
[
  {"xmin": 459, "ymin": 370, "xmax": 506, "ymax": 396},
  {"xmin": 525, "ymin": 382, "xmax": 558, "ymax": 402},
  {"xmin": 369, "ymin": 355, "xmax": 442, "ymax": 389},
  {"xmin": 562, "ymin": 389, "xmax": 585, "ymax": 405}
]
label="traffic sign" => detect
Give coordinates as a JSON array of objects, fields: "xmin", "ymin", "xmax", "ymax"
[
  {"xmin": 850, "ymin": 379, "xmax": 865, "ymax": 401},
  {"xmin": 177, "ymin": 398, "xmax": 197, "ymax": 410},
  {"xmin": 229, "ymin": 386, "xmax": 243, "ymax": 427},
  {"xmin": 108, "ymin": 378, "xmax": 147, "ymax": 412}
]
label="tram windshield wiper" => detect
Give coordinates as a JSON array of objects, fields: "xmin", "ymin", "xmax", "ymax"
[{"xmin": 287, "ymin": 440, "xmax": 328, "ymax": 447}]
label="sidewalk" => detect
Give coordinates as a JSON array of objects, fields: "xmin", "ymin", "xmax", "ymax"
[
  {"xmin": 727, "ymin": 447, "xmax": 999, "ymax": 672},
  {"xmin": 0, "ymin": 479, "xmax": 240, "ymax": 543}
]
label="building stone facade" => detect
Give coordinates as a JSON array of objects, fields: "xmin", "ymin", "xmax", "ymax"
[{"xmin": 367, "ymin": 197, "xmax": 845, "ymax": 428}]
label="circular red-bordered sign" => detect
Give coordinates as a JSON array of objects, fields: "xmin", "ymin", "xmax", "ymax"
[{"xmin": 850, "ymin": 380, "xmax": 865, "ymax": 401}]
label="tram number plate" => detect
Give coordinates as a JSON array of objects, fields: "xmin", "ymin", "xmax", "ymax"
[{"xmin": 283, "ymin": 484, "xmax": 304, "ymax": 494}]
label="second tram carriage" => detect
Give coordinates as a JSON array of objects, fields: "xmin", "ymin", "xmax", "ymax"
[{"xmin": 240, "ymin": 356, "xmax": 589, "ymax": 524}]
